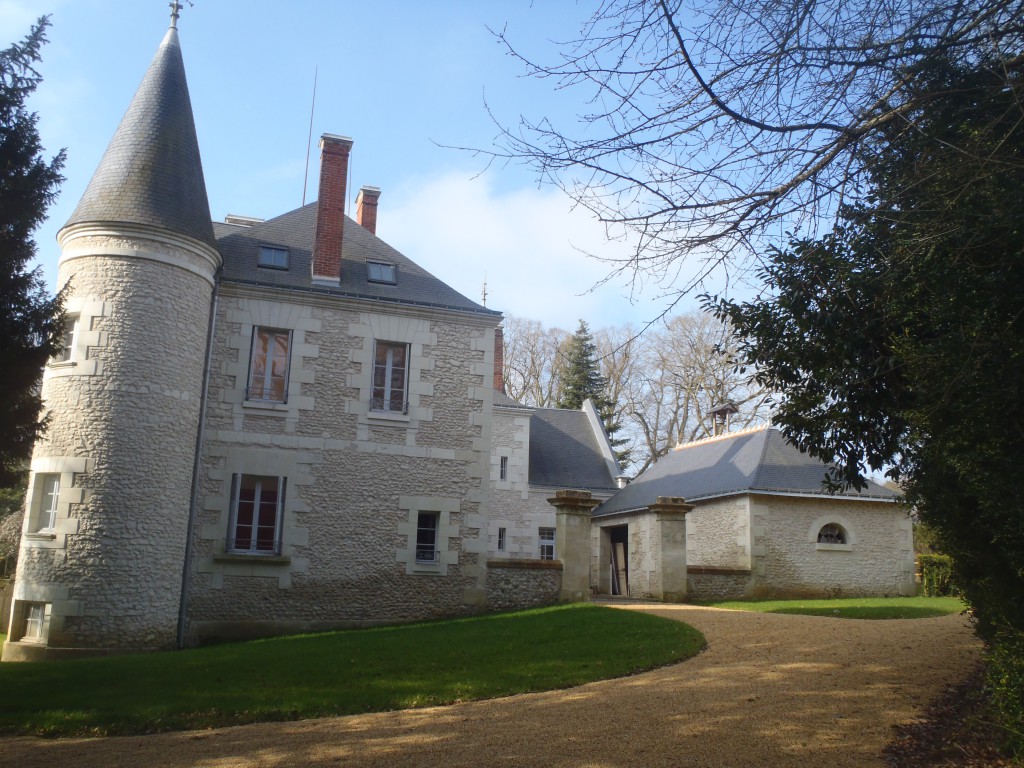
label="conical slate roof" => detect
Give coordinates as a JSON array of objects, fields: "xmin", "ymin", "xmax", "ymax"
[{"xmin": 64, "ymin": 26, "xmax": 215, "ymax": 247}]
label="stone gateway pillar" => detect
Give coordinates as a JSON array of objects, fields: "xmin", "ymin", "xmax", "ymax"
[
  {"xmin": 648, "ymin": 496, "xmax": 694, "ymax": 602},
  {"xmin": 548, "ymin": 490, "xmax": 600, "ymax": 602}
]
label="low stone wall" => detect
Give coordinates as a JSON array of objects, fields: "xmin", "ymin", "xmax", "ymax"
[
  {"xmin": 486, "ymin": 559, "xmax": 562, "ymax": 612},
  {"xmin": 688, "ymin": 567, "xmax": 753, "ymax": 600}
]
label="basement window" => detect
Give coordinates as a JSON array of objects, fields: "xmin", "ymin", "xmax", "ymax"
[
  {"xmin": 366, "ymin": 261, "xmax": 397, "ymax": 284},
  {"xmin": 258, "ymin": 245, "xmax": 289, "ymax": 270}
]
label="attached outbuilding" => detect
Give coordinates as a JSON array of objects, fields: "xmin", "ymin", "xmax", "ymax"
[{"xmin": 591, "ymin": 427, "xmax": 915, "ymax": 600}]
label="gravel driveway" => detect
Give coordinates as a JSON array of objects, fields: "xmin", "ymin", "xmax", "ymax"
[{"xmin": 0, "ymin": 602, "xmax": 982, "ymax": 768}]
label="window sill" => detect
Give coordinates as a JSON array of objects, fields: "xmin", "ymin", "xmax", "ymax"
[
  {"xmin": 242, "ymin": 400, "xmax": 289, "ymax": 413},
  {"xmin": 48, "ymin": 360, "xmax": 77, "ymax": 370},
  {"xmin": 816, "ymin": 543, "xmax": 852, "ymax": 551},
  {"xmin": 215, "ymin": 553, "xmax": 291, "ymax": 565},
  {"xmin": 368, "ymin": 409, "xmax": 410, "ymax": 423},
  {"xmin": 24, "ymin": 532, "xmax": 57, "ymax": 541}
]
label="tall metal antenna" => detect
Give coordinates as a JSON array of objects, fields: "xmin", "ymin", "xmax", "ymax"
[
  {"xmin": 481, "ymin": 274, "xmax": 489, "ymax": 307},
  {"xmin": 301, "ymin": 66, "xmax": 319, "ymax": 207},
  {"xmin": 169, "ymin": 1, "xmax": 183, "ymax": 28}
]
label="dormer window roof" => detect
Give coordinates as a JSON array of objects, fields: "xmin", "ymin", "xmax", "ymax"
[
  {"xmin": 258, "ymin": 245, "xmax": 289, "ymax": 270},
  {"xmin": 366, "ymin": 261, "xmax": 397, "ymax": 284}
]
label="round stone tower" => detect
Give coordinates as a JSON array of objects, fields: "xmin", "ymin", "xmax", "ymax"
[{"xmin": 3, "ymin": 18, "xmax": 220, "ymax": 660}]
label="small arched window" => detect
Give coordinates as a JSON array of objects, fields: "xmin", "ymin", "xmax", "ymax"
[{"xmin": 817, "ymin": 523, "xmax": 847, "ymax": 545}]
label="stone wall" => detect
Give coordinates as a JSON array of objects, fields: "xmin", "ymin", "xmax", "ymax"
[
  {"xmin": 686, "ymin": 496, "xmax": 751, "ymax": 569},
  {"xmin": 752, "ymin": 494, "xmax": 915, "ymax": 597},
  {"xmin": 485, "ymin": 559, "xmax": 562, "ymax": 613},
  {"xmin": 688, "ymin": 567, "xmax": 753, "ymax": 599},
  {"xmin": 186, "ymin": 288, "xmax": 500, "ymax": 643}
]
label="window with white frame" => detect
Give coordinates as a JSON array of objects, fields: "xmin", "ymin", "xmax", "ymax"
[
  {"xmin": 499, "ymin": 456, "xmax": 509, "ymax": 481},
  {"xmin": 258, "ymin": 245, "xmax": 289, "ymax": 269},
  {"xmin": 33, "ymin": 474, "xmax": 61, "ymax": 532},
  {"xmin": 371, "ymin": 341, "xmax": 408, "ymax": 413},
  {"xmin": 366, "ymin": 261, "xmax": 397, "ymax": 284},
  {"xmin": 55, "ymin": 315, "xmax": 78, "ymax": 363},
  {"xmin": 416, "ymin": 511, "xmax": 440, "ymax": 563},
  {"xmin": 247, "ymin": 328, "xmax": 291, "ymax": 402},
  {"xmin": 228, "ymin": 474, "xmax": 285, "ymax": 554},
  {"xmin": 497, "ymin": 527, "xmax": 506, "ymax": 551},
  {"xmin": 539, "ymin": 527, "xmax": 556, "ymax": 561},
  {"xmin": 22, "ymin": 602, "xmax": 50, "ymax": 643}
]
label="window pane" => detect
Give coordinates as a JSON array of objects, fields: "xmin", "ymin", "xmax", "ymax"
[
  {"xmin": 416, "ymin": 512, "xmax": 438, "ymax": 562},
  {"xmin": 39, "ymin": 474, "xmax": 60, "ymax": 531},
  {"xmin": 259, "ymin": 246, "xmax": 288, "ymax": 268},
  {"xmin": 372, "ymin": 342, "xmax": 408, "ymax": 412},
  {"xmin": 249, "ymin": 329, "xmax": 290, "ymax": 402},
  {"xmin": 232, "ymin": 475, "xmax": 281, "ymax": 553}
]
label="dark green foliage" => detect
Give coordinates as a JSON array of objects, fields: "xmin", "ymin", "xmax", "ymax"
[
  {"xmin": 0, "ymin": 17, "xmax": 66, "ymax": 487},
  {"xmin": 709, "ymin": 55, "xmax": 1024, "ymax": 640},
  {"xmin": 556, "ymin": 320, "xmax": 609, "ymax": 410},
  {"xmin": 557, "ymin": 320, "xmax": 630, "ymax": 464},
  {"xmin": 919, "ymin": 554, "xmax": 955, "ymax": 597},
  {"xmin": 987, "ymin": 631, "xmax": 1024, "ymax": 758}
]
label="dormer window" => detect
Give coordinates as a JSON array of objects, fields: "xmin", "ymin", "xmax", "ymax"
[
  {"xmin": 258, "ymin": 246, "xmax": 289, "ymax": 270},
  {"xmin": 366, "ymin": 261, "xmax": 396, "ymax": 284}
]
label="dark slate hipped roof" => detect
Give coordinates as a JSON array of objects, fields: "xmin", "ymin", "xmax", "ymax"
[
  {"xmin": 64, "ymin": 27, "xmax": 215, "ymax": 247},
  {"xmin": 528, "ymin": 408, "xmax": 619, "ymax": 491},
  {"xmin": 213, "ymin": 205, "xmax": 499, "ymax": 316},
  {"xmin": 595, "ymin": 427, "xmax": 895, "ymax": 517}
]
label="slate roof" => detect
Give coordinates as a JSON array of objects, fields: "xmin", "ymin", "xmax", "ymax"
[
  {"xmin": 65, "ymin": 27, "xmax": 215, "ymax": 248},
  {"xmin": 213, "ymin": 205, "xmax": 499, "ymax": 316},
  {"xmin": 594, "ymin": 426, "xmax": 896, "ymax": 517},
  {"xmin": 528, "ymin": 407, "xmax": 619, "ymax": 491}
]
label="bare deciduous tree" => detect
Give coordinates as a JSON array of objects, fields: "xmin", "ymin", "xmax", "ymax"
[
  {"xmin": 503, "ymin": 312, "xmax": 770, "ymax": 473},
  {"xmin": 625, "ymin": 312, "xmax": 770, "ymax": 473},
  {"xmin": 488, "ymin": 0, "xmax": 1024, "ymax": 297},
  {"xmin": 501, "ymin": 315, "xmax": 569, "ymax": 407}
]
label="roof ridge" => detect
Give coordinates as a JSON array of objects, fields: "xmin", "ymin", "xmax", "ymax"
[{"xmin": 673, "ymin": 423, "xmax": 769, "ymax": 451}]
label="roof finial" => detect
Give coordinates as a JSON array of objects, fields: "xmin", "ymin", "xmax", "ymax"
[{"xmin": 169, "ymin": 1, "xmax": 183, "ymax": 29}]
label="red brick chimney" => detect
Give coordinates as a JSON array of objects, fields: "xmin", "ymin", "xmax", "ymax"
[
  {"xmin": 494, "ymin": 326, "xmax": 505, "ymax": 393},
  {"xmin": 312, "ymin": 134, "xmax": 353, "ymax": 284},
  {"xmin": 355, "ymin": 186, "xmax": 381, "ymax": 235}
]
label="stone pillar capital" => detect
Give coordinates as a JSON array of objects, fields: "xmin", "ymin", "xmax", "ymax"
[
  {"xmin": 648, "ymin": 496, "xmax": 695, "ymax": 519},
  {"xmin": 547, "ymin": 489, "xmax": 601, "ymax": 516}
]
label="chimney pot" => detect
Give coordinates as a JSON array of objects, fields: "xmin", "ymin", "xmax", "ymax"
[
  {"xmin": 312, "ymin": 134, "xmax": 354, "ymax": 284},
  {"xmin": 493, "ymin": 326, "xmax": 505, "ymax": 393},
  {"xmin": 355, "ymin": 185, "xmax": 382, "ymax": 235}
]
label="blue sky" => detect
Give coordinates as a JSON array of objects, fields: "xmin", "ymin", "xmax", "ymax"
[{"xmin": 5, "ymin": 0, "xmax": 722, "ymax": 330}]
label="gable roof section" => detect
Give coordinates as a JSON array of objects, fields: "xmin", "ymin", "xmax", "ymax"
[
  {"xmin": 65, "ymin": 27, "xmax": 215, "ymax": 248},
  {"xmin": 528, "ymin": 407, "xmax": 619, "ymax": 491},
  {"xmin": 214, "ymin": 205, "xmax": 499, "ymax": 317},
  {"xmin": 595, "ymin": 427, "xmax": 895, "ymax": 517}
]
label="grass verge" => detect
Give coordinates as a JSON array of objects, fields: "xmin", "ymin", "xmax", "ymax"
[
  {"xmin": 0, "ymin": 604, "xmax": 703, "ymax": 738},
  {"xmin": 700, "ymin": 596, "xmax": 966, "ymax": 619}
]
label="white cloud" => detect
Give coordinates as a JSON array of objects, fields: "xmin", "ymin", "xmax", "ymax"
[{"xmin": 381, "ymin": 172, "xmax": 676, "ymax": 331}]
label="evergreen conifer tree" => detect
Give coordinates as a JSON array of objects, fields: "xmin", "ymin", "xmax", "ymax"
[
  {"xmin": 0, "ymin": 17, "xmax": 66, "ymax": 487},
  {"xmin": 556, "ymin": 320, "xmax": 630, "ymax": 466}
]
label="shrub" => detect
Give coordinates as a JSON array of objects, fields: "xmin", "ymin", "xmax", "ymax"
[
  {"xmin": 987, "ymin": 630, "xmax": 1024, "ymax": 758},
  {"xmin": 918, "ymin": 554, "xmax": 955, "ymax": 596}
]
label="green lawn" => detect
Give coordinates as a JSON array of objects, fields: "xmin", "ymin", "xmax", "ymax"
[
  {"xmin": 701, "ymin": 595, "xmax": 966, "ymax": 620},
  {"xmin": 0, "ymin": 604, "xmax": 704, "ymax": 738}
]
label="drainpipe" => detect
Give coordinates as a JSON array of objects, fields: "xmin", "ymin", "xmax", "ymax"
[{"xmin": 177, "ymin": 278, "xmax": 219, "ymax": 649}]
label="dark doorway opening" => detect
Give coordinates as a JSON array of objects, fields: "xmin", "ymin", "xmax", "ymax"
[{"xmin": 609, "ymin": 525, "xmax": 629, "ymax": 597}]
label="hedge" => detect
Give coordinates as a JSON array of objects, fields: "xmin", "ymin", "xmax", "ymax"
[{"xmin": 918, "ymin": 554, "xmax": 955, "ymax": 597}]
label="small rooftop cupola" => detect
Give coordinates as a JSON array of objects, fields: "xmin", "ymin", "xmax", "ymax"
[
  {"xmin": 710, "ymin": 401, "xmax": 739, "ymax": 436},
  {"xmin": 62, "ymin": 11, "xmax": 215, "ymax": 248}
]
